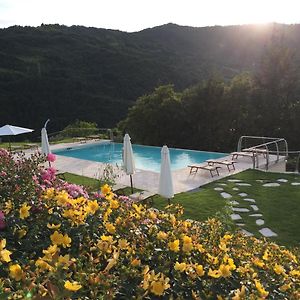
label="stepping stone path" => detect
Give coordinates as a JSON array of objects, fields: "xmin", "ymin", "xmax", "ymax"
[
  {"xmin": 214, "ymin": 187, "xmax": 224, "ymax": 191},
  {"xmin": 220, "ymin": 192, "xmax": 232, "ymax": 199},
  {"xmin": 230, "ymin": 214, "xmax": 242, "ymax": 221},
  {"xmin": 243, "ymin": 198, "xmax": 256, "ymax": 203},
  {"xmin": 250, "ymin": 205, "xmax": 259, "ymax": 211},
  {"xmin": 256, "ymin": 219, "xmax": 265, "ymax": 226},
  {"xmin": 229, "ymin": 200, "xmax": 240, "ymax": 205},
  {"xmin": 291, "ymin": 182, "xmax": 300, "ymax": 186},
  {"xmin": 232, "ymin": 207, "xmax": 250, "ymax": 213},
  {"xmin": 238, "ymin": 193, "xmax": 248, "ymax": 197},
  {"xmin": 277, "ymin": 179, "xmax": 288, "ymax": 183},
  {"xmin": 218, "ymin": 180, "xmax": 279, "ymax": 238},
  {"xmin": 263, "ymin": 183, "xmax": 280, "ymax": 187},
  {"xmin": 259, "ymin": 228, "xmax": 278, "ymax": 237}
]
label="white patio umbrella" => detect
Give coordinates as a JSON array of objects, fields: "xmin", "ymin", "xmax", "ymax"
[
  {"xmin": 158, "ymin": 145, "xmax": 174, "ymax": 205},
  {"xmin": 123, "ymin": 133, "xmax": 135, "ymax": 193},
  {"xmin": 41, "ymin": 119, "xmax": 51, "ymax": 156},
  {"xmin": 0, "ymin": 125, "xmax": 34, "ymax": 150}
]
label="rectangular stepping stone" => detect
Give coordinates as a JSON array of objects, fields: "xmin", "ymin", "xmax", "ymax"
[
  {"xmin": 249, "ymin": 214, "xmax": 263, "ymax": 217},
  {"xmin": 291, "ymin": 182, "xmax": 300, "ymax": 186},
  {"xmin": 259, "ymin": 228, "xmax": 278, "ymax": 237},
  {"xmin": 236, "ymin": 223, "xmax": 245, "ymax": 226},
  {"xmin": 232, "ymin": 207, "xmax": 250, "ymax": 212},
  {"xmin": 230, "ymin": 214, "xmax": 242, "ymax": 221},
  {"xmin": 229, "ymin": 200, "xmax": 240, "ymax": 205},
  {"xmin": 240, "ymin": 229, "xmax": 253, "ymax": 236},
  {"xmin": 277, "ymin": 179, "xmax": 288, "ymax": 183},
  {"xmin": 214, "ymin": 187, "xmax": 224, "ymax": 191},
  {"xmin": 263, "ymin": 183, "xmax": 280, "ymax": 187},
  {"xmin": 220, "ymin": 192, "xmax": 232, "ymax": 199},
  {"xmin": 256, "ymin": 219, "xmax": 265, "ymax": 226},
  {"xmin": 232, "ymin": 187, "xmax": 239, "ymax": 191},
  {"xmin": 238, "ymin": 193, "xmax": 248, "ymax": 197},
  {"xmin": 236, "ymin": 183, "xmax": 252, "ymax": 186},
  {"xmin": 227, "ymin": 179, "xmax": 242, "ymax": 182},
  {"xmin": 218, "ymin": 183, "xmax": 227, "ymax": 186},
  {"xmin": 250, "ymin": 205, "xmax": 259, "ymax": 211},
  {"xmin": 243, "ymin": 198, "xmax": 256, "ymax": 203}
]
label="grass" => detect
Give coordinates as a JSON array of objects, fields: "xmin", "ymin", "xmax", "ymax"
[{"xmin": 62, "ymin": 169, "xmax": 300, "ymax": 247}]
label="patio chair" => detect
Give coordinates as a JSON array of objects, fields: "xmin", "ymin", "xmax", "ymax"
[
  {"xmin": 231, "ymin": 151, "xmax": 257, "ymax": 160},
  {"xmin": 206, "ymin": 159, "xmax": 237, "ymax": 172},
  {"xmin": 188, "ymin": 164, "xmax": 221, "ymax": 177}
]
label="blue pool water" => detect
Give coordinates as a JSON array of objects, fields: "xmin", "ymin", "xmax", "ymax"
[{"xmin": 54, "ymin": 142, "xmax": 227, "ymax": 173}]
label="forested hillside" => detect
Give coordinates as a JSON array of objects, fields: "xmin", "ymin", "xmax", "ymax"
[{"xmin": 1, "ymin": 22, "xmax": 300, "ymax": 139}]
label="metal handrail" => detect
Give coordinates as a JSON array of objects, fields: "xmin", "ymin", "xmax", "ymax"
[{"xmin": 237, "ymin": 136, "xmax": 289, "ymax": 170}]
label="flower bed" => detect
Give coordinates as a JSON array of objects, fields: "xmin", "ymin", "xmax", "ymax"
[{"xmin": 0, "ymin": 149, "xmax": 299, "ymax": 299}]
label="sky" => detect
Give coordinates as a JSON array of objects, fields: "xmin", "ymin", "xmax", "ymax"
[{"xmin": 0, "ymin": 0, "xmax": 299, "ymax": 32}]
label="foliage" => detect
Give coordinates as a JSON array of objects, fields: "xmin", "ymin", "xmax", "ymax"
[
  {"xmin": 1, "ymin": 151, "xmax": 300, "ymax": 298},
  {"xmin": 57, "ymin": 120, "xmax": 99, "ymax": 138}
]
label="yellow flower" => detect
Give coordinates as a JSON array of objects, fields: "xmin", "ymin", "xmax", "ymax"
[
  {"xmin": 219, "ymin": 264, "xmax": 231, "ymax": 277},
  {"xmin": 0, "ymin": 239, "xmax": 12, "ymax": 263},
  {"xmin": 182, "ymin": 235, "xmax": 192, "ymax": 244},
  {"xmin": 131, "ymin": 258, "xmax": 141, "ymax": 267},
  {"xmin": 208, "ymin": 268, "xmax": 221, "ymax": 278},
  {"xmin": 4, "ymin": 200, "xmax": 13, "ymax": 214},
  {"xmin": 223, "ymin": 234, "xmax": 232, "ymax": 240},
  {"xmin": 196, "ymin": 243, "xmax": 205, "ymax": 253},
  {"xmin": 101, "ymin": 184, "xmax": 111, "ymax": 195},
  {"xmin": 253, "ymin": 258, "xmax": 265, "ymax": 268},
  {"xmin": 262, "ymin": 250, "xmax": 269, "ymax": 261},
  {"xmin": 118, "ymin": 239, "xmax": 128, "ymax": 250},
  {"xmin": 279, "ymin": 283, "xmax": 292, "ymax": 292},
  {"xmin": 9, "ymin": 264, "xmax": 23, "ymax": 281},
  {"xmin": 195, "ymin": 264, "xmax": 205, "ymax": 276},
  {"xmin": 182, "ymin": 242, "xmax": 193, "ymax": 253},
  {"xmin": 47, "ymin": 223, "xmax": 61, "ymax": 230},
  {"xmin": 109, "ymin": 199, "xmax": 119, "ymax": 209},
  {"xmin": 150, "ymin": 274, "xmax": 170, "ymax": 296},
  {"xmin": 168, "ymin": 240, "xmax": 180, "ymax": 252},
  {"xmin": 19, "ymin": 203, "xmax": 31, "ymax": 219},
  {"xmin": 149, "ymin": 211, "xmax": 157, "ymax": 219},
  {"xmin": 18, "ymin": 228, "xmax": 27, "ymax": 238},
  {"xmin": 157, "ymin": 231, "xmax": 168, "ymax": 240},
  {"xmin": 64, "ymin": 280, "xmax": 82, "ymax": 291},
  {"xmin": 290, "ymin": 269, "xmax": 300, "ymax": 277},
  {"xmin": 35, "ymin": 259, "xmax": 53, "ymax": 272},
  {"xmin": 232, "ymin": 285, "xmax": 246, "ymax": 300},
  {"xmin": 87, "ymin": 200, "xmax": 99, "ymax": 214},
  {"xmin": 174, "ymin": 262, "xmax": 187, "ymax": 272},
  {"xmin": 62, "ymin": 234, "xmax": 72, "ymax": 248},
  {"xmin": 50, "ymin": 231, "xmax": 64, "ymax": 245},
  {"xmin": 254, "ymin": 279, "xmax": 269, "ymax": 298},
  {"xmin": 273, "ymin": 264, "xmax": 285, "ymax": 275},
  {"xmin": 54, "ymin": 190, "xmax": 69, "ymax": 206},
  {"xmin": 105, "ymin": 222, "xmax": 116, "ymax": 234}
]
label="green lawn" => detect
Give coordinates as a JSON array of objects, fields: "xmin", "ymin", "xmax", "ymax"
[{"xmin": 62, "ymin": 170, "xmax": 300, "ymax": 248}]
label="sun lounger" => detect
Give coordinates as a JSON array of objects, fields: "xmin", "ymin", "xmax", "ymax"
[
  {"xmin": 188, "ymin": 164, "xmax": 221, "ymax": 177},
  {"xmin": 231, "ymin": 151, "xmax": 257, "ymax": 160},
  {"xmin": 206, "ymin": 159, "xmax": 237, "ymax": 172},
  {"xmin": 129, "ymin": 190, "xmax": 156, "ymax": 204}
]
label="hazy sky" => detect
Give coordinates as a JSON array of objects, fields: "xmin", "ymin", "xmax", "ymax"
[{"xmin": 0, "ymin": 0, "xmax": 299, "ymax": 32}]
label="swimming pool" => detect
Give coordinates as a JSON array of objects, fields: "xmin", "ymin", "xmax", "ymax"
[{"xmin": 54, "ymin": 142, "xmax": 227, "ymax": 173}]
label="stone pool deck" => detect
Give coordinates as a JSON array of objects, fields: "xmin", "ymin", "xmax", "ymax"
[{"xmin": 25, "ymin": 140, "xmax": 285, "ymax": 194}]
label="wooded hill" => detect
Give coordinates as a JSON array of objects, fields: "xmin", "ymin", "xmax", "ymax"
[{"xmin": 0, "ymin": 23, "xmax": 300, "ymax": 141}]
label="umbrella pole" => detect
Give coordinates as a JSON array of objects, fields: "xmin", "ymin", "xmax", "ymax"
[
  {"xmin": 8, "ymin": 136, "xmax": 11, "ymax": 152},
  {"xmin": 130, "ymin": 174, "xmax": 133, "ymax": 194}
]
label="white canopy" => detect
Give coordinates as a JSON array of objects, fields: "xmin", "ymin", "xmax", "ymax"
[
  {"xmin": 158, "ymin": 145, "xmax": 174, "ymax": 200},
  {"xmin": 41, "ymin": 127, "xmax": 51, "ymax": 155},
  {"xmin": 0, "ymin": 125, "xmax": 34, "ymax": 136}
]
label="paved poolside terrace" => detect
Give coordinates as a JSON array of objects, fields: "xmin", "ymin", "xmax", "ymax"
[{"xmin": 25, "ymin": 140, "xmax": 286, "ymax": 194}]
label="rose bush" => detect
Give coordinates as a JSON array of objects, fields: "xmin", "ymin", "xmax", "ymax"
[{"xmin": 0, "ymin": 150, "xmax": 299, "ymax": 299}]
